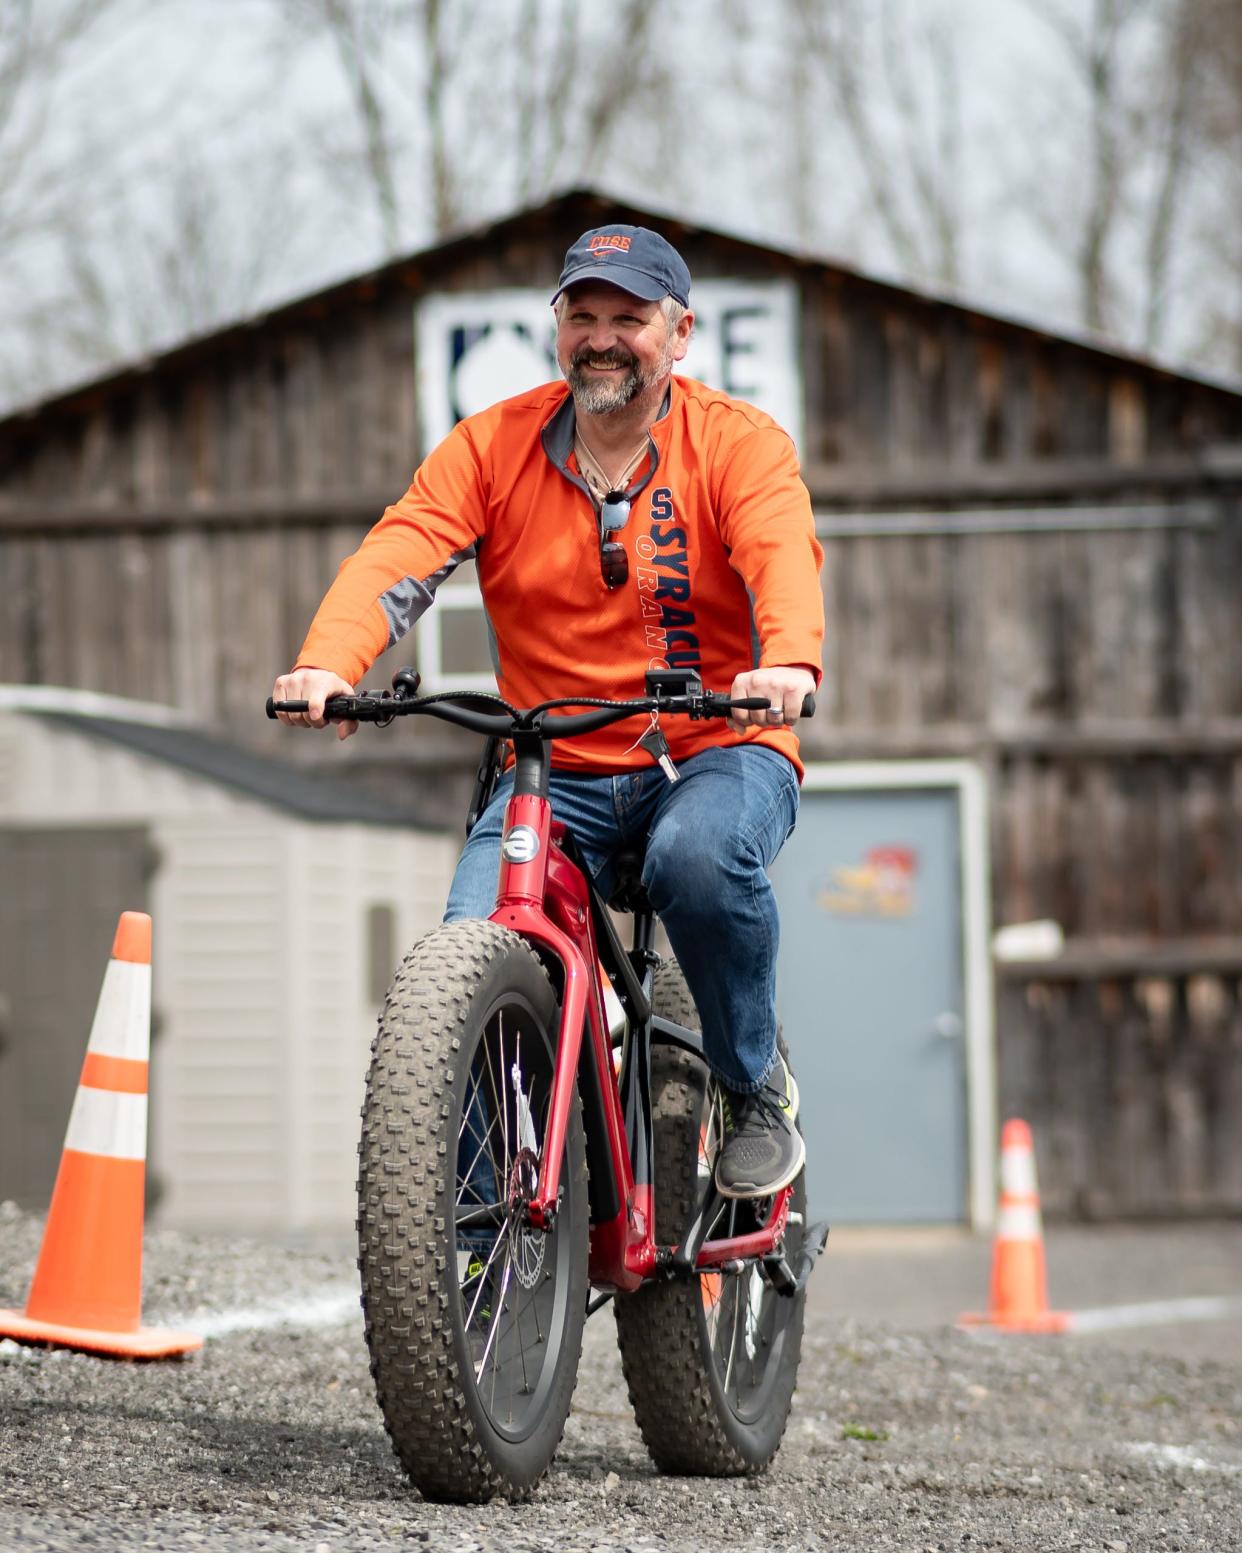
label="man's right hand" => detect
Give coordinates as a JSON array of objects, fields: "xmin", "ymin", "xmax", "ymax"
[{"xmin": 271, "ymin": 666, "xmax": 359, "ymax": 741}]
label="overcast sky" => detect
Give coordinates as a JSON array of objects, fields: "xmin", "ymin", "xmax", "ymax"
[{"xmin": 2, "ymin": 0, "xmax": 1234, "ymax": 414}]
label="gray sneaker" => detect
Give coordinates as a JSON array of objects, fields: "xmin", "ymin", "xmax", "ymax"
[{"xmin": 714, "ymin": 1055, "xmax": 805, "ymax": 1200}]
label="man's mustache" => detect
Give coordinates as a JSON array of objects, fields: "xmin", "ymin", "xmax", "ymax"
[{"xmin": 571, "ymin": 347, "xmax": 637, "ymax": 371}]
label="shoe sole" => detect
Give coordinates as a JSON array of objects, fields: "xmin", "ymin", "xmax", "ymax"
[{"xmin": 714, "ymin": 1127, "xmax": 806, "ymax": 1201}]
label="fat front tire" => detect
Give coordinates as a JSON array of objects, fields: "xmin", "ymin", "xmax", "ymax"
[
  {"xmin": 613, "ymin": 961, "xmax": 807, "ymax": 1475},
  {"xmin": 357, "ymin": 919, "xmax": 589, "ymax": 1503}
]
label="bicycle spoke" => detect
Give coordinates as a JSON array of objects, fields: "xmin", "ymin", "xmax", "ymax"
[
  {"xmin": 702, "ymin": 1271, "xmax": 723, "ymax": 1346},
  {"xmin": 459, "ymin": 1064, "xmax": 497, "ymax": 1156},
  {"xmin": 454, "ymin": 1202, "xmax": 505, "ymax": 1230},
  {"xmin": 723, "ymin": 1270, "xmax": 743, "ymax": 1396},
  {"xmin": 532, "ymin": 1288, "xmax": 546, "ymax": 1348},
  {"xmin": 514, "ymin": 1270, "xmax": 531, "ymax": 1398},
  {"xmin": 498, "ymin": 1012, "xmax": 511, "ymax": 1174},
  {"xmin": 483, "ymin": 1019, "xmax": 506, "ymax": 1177},
  {"xmin": 457, "ymin": 1101, "xmax": 503, "ymax": 1206},
  {"xmin": 463, "ymin": 1217, "xmax": 510, "ymax": 1332},
  {"xmin": 480, "ymin": 1252, "xmax": 515, "ymax": 1392}
]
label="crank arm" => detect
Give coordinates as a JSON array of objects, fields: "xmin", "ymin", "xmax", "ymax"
[{"xmin": 668, "ymin": 1182, "xmax": 725, "ymax": 1277}]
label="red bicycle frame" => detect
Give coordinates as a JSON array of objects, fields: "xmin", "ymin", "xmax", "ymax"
[{"xmin": 488, "ymin": 787, "xmax": 793, "ymax": 1294}]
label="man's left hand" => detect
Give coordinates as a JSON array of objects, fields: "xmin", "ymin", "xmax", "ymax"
[{"xmin": 728, "ymin": 666, "xmax": 818, "ymax": 734}]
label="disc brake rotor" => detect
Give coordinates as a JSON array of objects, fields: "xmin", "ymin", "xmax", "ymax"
[{"xmin": 507, "ymin": 1147, "xmax": 545, "ymax": 1289}]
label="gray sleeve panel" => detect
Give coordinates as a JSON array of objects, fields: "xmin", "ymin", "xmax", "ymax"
[
  {"xmin": 380, "ymin": 576, "xmax": 434, "ymax": 648},
  {"xmin": 484, "ymin": 604, "xmax": 501, "ymax": 678},
  {"xmin": 379, "ymin": 543, "xmax": 479, "ymax": 649},
  {"xmin": 746, "ymin": 587, "xmax": 762, "ymax": 669}
]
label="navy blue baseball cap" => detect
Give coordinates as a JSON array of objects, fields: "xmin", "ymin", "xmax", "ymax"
[{"xmin": 552, "ymin": 224, "xmax": 691, "ymax": 308}]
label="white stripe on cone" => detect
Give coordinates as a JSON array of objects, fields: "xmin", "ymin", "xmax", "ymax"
[
  {"xmin": 994, "ymin": 1200, "xmax": 1042, "ymax": 1241},
  {"xmin": 86, "ymin": 960, "xmax": 152, "ymax": 1062},
  {"xmin": 64, "ymin": 1087, "xmax": 148, "ymax": 1161},
  {"xmin": 999, "ymin": 1145, "xmax": 1038, "ymax": 1198}
]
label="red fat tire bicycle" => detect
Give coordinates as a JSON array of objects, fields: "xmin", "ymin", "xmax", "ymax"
[{"xmin": 268, "ymin": 670, "xmax": 828, "ymax": 1503}]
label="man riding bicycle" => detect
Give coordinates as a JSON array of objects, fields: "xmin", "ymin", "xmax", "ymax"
[{"xmin": 273, "ymin": 224, "xmax": 824, "ymax": 1201}]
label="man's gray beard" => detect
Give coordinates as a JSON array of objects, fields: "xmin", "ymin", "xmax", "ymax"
[{"xmin": 566, "ymin": 339, "xmax": 676, "ymax": 416}]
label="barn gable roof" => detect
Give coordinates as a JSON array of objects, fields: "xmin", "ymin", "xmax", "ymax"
[{"xmin": 3, "ymin": 184, "xmax": 1240, "ymax": 434}]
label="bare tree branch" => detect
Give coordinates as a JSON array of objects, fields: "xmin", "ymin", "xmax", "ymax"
[
  {"xmin": 576, "ymin": 0, "xmax": 670, "ymax": 183},
  {"xmin": 792, "ymin": 0, "xmax": 923, "ymax": 273},
  {"xmin": 789, "ymin": 0, "xmax": 964, "ymax": 285},
  {"xmin": 420, "ymin": 0, "xmax": 456, "ymax": 233},
  {"xmin": 275, "ymin": 0, "xmax": 401, "ymax": 249},
  {"xmin": 539, "ymin": 0, "xmax": 583, "ymax": 188},
  {"xmin": 879, "ymin": 0, "xmax": 962, "ymax": 284},
  {"xmin": 1019, "ymin": 0, "xmax": 1160, "ymax": 334},
  {"xmin": 514, "ymin": 0, "xmax": 538, "ymax": 199},
  {"xmin": 1142, "ymin": 0, "xmax": 1207, "ymax": 346}
]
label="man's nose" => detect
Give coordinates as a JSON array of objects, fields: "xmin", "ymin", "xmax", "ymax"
[{"xmin": 587, "ymin": 323, "xmax": 619, "ymax": 351}]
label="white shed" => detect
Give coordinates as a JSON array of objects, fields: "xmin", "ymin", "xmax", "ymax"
[{"xmin": 0, "ymin": 688, "xmax": 457, "ymax": 1235}]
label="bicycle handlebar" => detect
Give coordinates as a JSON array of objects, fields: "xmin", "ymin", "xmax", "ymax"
[{"xmin": 266, "ymin": 683, "xmax": 815, "ymax": 738}]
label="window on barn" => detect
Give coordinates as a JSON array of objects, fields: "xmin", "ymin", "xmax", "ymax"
[{"xmin": 416, "ymin": 559, "xmax": 495, "ymax": 692}]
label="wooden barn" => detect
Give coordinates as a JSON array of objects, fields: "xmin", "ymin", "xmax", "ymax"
[{"xmin": 3, "ymin": 187, "xmax": 1242, "ymax": 1223}]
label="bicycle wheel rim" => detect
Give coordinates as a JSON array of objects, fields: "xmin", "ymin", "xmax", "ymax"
[{"xmin": 452, "ymin": 989, "xmax": 573, "ymax": 1444}]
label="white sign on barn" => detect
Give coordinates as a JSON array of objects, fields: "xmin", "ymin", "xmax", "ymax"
[{"xmin": 416, "ymin": 281, "xmax": 804, "ymax": 454}]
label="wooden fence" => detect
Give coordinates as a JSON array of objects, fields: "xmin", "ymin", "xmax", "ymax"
[{"xmin": 998, "ymin": 951, "xmax": 1242, "ymax": 1216}]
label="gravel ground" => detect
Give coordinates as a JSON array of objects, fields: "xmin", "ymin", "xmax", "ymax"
[{"xmin": 2, "ymin": 1203, "xmax": 1240, "ymax": 1553}]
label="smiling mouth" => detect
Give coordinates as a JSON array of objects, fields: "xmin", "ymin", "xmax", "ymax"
[{"xmin": 574, "ymin": 352, "xmax": 635, "ymax": 372}]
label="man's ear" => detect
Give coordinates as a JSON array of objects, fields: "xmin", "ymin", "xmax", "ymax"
[{"xmin": 672, "ymin": 309, "xmax": 695, "ymax": 362}]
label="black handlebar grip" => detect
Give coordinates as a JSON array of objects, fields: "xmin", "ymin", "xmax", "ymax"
[
  {"xmin": 267, "ymin": 698, "xmax": 310, "ymax": 717},
  {"xmin": 801, "ymin": 693, "xmax": 816, "ymax": 719}
]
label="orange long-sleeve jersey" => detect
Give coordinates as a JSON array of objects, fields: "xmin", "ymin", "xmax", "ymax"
[{"xmin": 297, "ymin": 375, "xmax": 825, "ymax": 776}]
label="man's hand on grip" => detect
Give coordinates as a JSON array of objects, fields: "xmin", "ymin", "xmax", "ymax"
[
  {"xmin": 728, "ymin": 666, "xmax": 817, "ymax": 734},
  {"xmin": 271, "ymin": 666, "xmax": 359, "ymax": 740}
]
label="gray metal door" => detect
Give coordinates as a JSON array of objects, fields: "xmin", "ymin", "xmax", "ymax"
[
  {"xmin": 771, "ymin": 787, "xmax": 966, "ymax": 1222},
  {"xmin": 0, "ymin": 827, "xmax": 150, "ymax": 1209}
]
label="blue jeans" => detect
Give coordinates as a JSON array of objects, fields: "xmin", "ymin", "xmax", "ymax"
[{"xmin": 444, "ymin": 744, "xmax": 799, "ymax": 1094}]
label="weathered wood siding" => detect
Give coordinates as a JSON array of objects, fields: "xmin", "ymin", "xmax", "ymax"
[
  {"xmin": 998, "ymin": 960, "xmax": 1242, "ymax": 1217},
  {"xmin": 3, "ymin": 193, "xmax": 1242, "ymax": 1212}
]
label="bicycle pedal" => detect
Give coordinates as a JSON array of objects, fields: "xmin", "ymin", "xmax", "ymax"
[
  {"xmin": 765, "ymin": 1220, "xmax": 830, "ymax": 1297},
  {"xmin": 761, "ymin": 1253, "xmax": 798, "ymax": 1296}
]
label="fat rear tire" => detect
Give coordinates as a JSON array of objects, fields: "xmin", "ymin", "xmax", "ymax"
[
  {"xmin": 357, "ymin": 920, "xmax": 589, "ymax": 1503},
  {"xmin": 613, "ymin": 960, "xmax": 806, "ymax": 1475}
]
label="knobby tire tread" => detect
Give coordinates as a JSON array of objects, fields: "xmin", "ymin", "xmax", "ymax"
[
  {"xmin": 356, "ymin": 919, "xmax": 587, "ymax": 1504},
  {"xmin": 613, "ymin": 962, "xmax": 804, "ymax": 1476}
]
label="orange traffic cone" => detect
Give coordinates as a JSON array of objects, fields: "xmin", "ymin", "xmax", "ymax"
[
  {"xmin": 0, "ymin": 912, "xmax": 201, "ymax": 1358},
  {"xmin": 958, "ymin": 1118, "xmax": 1070, "ymax": 1334}
]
